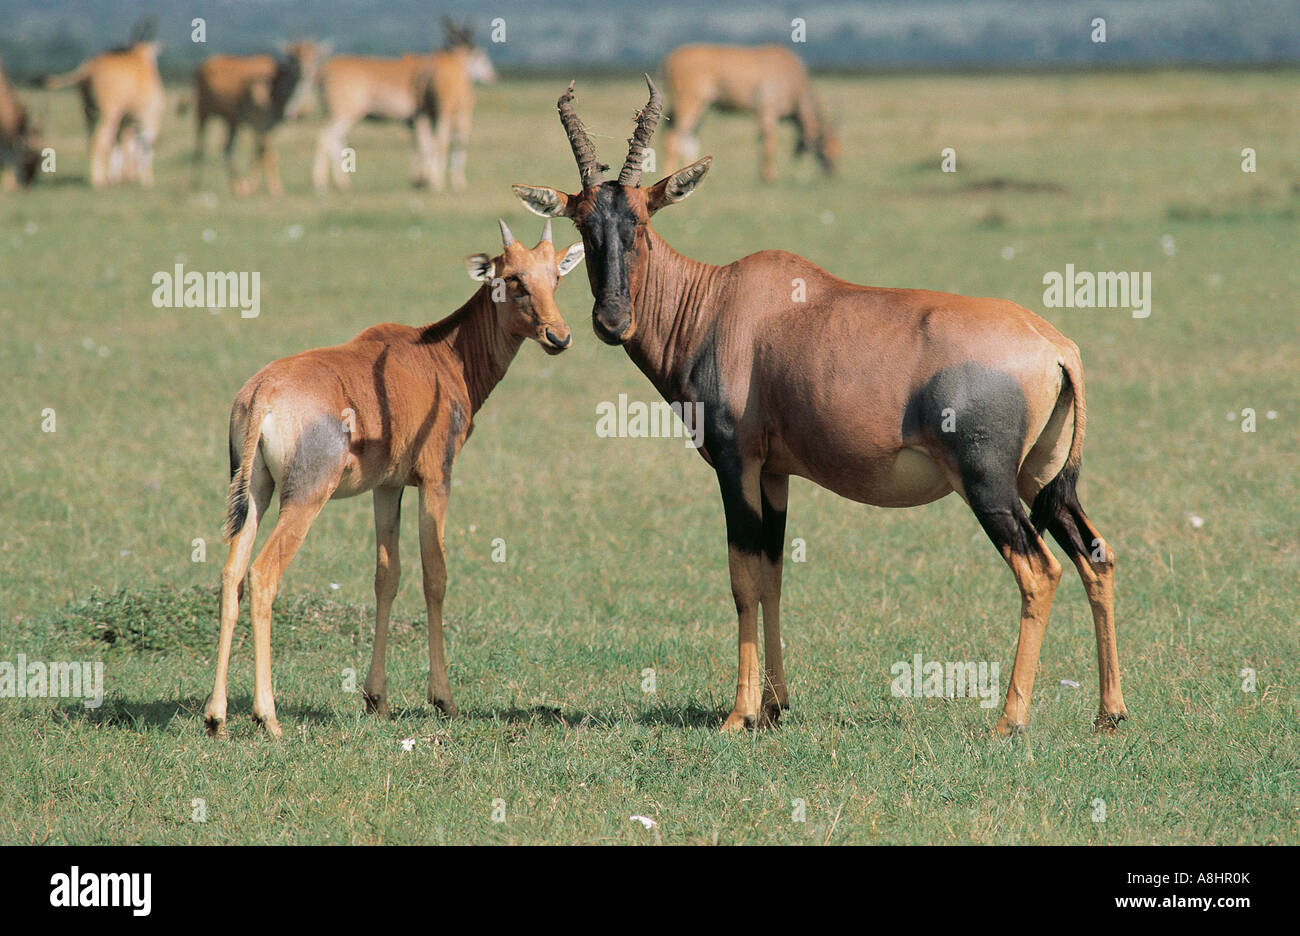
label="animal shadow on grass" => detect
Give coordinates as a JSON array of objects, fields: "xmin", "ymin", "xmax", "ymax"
[
  {"xmin": 389, "ymin": 702, "xmax": 721, "ymax": 730},
  {"xmin": 53, "ymin": 694, "xmax": 331, "ymax": 732},
  {"xmin": 41, "ymin": 172, "xmax": 90, "ymax": 187}
]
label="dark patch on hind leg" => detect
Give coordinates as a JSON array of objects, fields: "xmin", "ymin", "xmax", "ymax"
[
  {"xmin": 902, "ymin": 362, "xmax": 1030, "ymax": 478},
  {"xmin": 280, "ymin": 414, "xmax": 349, "ymax": 504}
]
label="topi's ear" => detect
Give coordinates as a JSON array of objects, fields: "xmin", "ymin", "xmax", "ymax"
[
  {"xmin": 465, "ymin": 253, "xmax": 494, "ymax": 282},
  {"xmin": 556, "ymin": 242, "xmax": 585, "ymax": 277},
  {"xmin": 644, "ymin": 156, "xmax": 713, "ymax": 215},
  {"xmin": 513, "ymin": 184, "xmax": 573, "ymax": 218}
]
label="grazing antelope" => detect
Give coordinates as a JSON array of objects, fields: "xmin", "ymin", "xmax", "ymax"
[
  {"xmin": 204, "ymin": 220, "xmax": 584, "ymax": 738},
  {"xmin": 45, "ymin": 41, "xmax": 164, "ymax": 188},
  {"xmin": 0, "ymin": 58, "xmax": 42, "ymax": 189},
  {"xmin": 661, "ymin": 44, "xmax": 840, "ymax": 183},
  {"xmin": 312, "ymin": 20, "xmax": 496, "ymax": 193},
  {"xmin": 515, "ymin": 79, "xmax": 1127, "ymax": 736},
  {"xmin": 193, "ymin": 41, "xmax": 327, "ymax": 195}
]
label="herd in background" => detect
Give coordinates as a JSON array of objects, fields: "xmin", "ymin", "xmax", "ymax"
[{"xmin": 0, "ymin": 17, "xmax": 840, "ymax": 194}]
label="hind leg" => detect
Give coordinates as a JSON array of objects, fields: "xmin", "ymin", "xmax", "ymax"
[
  {"xmin": 247, "ymin": 414, "xmax": 349, "ymax": 735},
  {"xmin": 666, "ymin": 102, "xmax": 703, "ymax": 169},
  {"xmin": 964, "ymin": 473, "xmax": 1063, "ymax": 735},
  {"xmin": 246, "ymin": 492, "xmax": 332, "ymax": 737},
  {"xmin": 1040, "ymin": 481, "xmax": 1128, "ymax": 731},
  {"xmin": 89, "ymin": 112, "xmax": 121, "ymax": 188},
  {"xmin": 205, "ymin": 462, "xmax": 273, "ymax": 737},
  {"xmin": 192, "ymin": 109, "xmax": 209, "ymax": 188}
]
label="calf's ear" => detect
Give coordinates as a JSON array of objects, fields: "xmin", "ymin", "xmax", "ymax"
[
  {"xmin": 556, "ymin": 242, "xmax": 585, "ymax": 277},
  {"xmin": 465, "ymin": 253, "xmax": 494, "ymax": 281}
]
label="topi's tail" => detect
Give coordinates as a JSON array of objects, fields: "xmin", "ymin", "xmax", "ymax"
[
  {"xmin": 44, "ymin": 61, "xmax": 91, "ymax": 90},
  {"xmin": 222, "ymin": 397, "xmax": 267, "ymax": 541},
  {"xmin": 1029, "ymin": 356, "xmax": 1087, "ymax": 533}
]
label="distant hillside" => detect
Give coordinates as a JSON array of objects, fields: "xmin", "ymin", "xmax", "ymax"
[{"xmin": 1, "ymin": 0, "xmax": 1297, "ymax": 80}]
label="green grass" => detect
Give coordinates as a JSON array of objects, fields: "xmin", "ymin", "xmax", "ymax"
[{"xmin": 2, "ymin": 72, "xmax": 1297, "ymax": 844}]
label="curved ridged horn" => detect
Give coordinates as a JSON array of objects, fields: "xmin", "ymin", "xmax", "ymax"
[
  {"xmin": 618, "ymin": 74, "xmax": 663, "ymax": 186},
  {"xmin": 557, "ymin": 81, "xmax": 606, "ymax": 190},
  {"xmin": 498, "ymin": 218, "xmax": 514, "ymax": 246},
  {"xmin": 541, "ymin": 218, "xmax": 552, "ymax": 243}
]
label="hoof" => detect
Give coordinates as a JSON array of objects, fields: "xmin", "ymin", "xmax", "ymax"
[
  {"xmin": 204, "ymin": 715, "xmax": 226, "ymax": 738},
  {"xmin": 995, "ymin": 716, "xmax": 1027, "ymax": 738},
  {"xmin": 363, "ymin": 691, "xmax": 389, "ymax": 719},
  {"xmin": 253, "ymin": 714, "xmax": 283, "ymax": 739},
  {"xmin": 759, "ymin": 696, "xmax": 789, "ymax": 729},
  {"xmin": 720, "ymin": 710, "xmax": 757, "ymax": 732},
  {"xmin": 430, "ymin": 696, "xmax": 458, "ymax": 718},
  {"xmin": 1094, "ymin": 709, "xmax": 1129, "ymax": 733}
]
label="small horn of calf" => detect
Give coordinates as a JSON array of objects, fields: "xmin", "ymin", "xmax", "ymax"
[
  {"xmin": 498, "ymin": 218, "xmax": 514, "ymax": 246},
  {"xmin": 541, "ymin": 218, "xmax": 552, "ymax": 243}
]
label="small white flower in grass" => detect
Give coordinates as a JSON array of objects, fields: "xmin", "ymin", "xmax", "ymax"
[
  {"xmin": 1188, "ymin": 513, "xmax": 1205, "ymax": 529},
  {"xmin": 1266, "ymin": 410, "xmax": 1277, "ymax": 420},
  {"xmin": 329, "ymin": 583, "xmax": 341, "ymax": 591},
  {"xmin": 202, "ymin": 228, "xmax": 217, "ymax": 243},
  {"xmin": 1226, "ymin": 412, "xmax": 1236, "ymax": 421},
  {"xmin": 1060, "ymin": 679, "xmax": 1080, "ymax": 688},
  {"xmin": 400, "ymin": 738, "xmax": 417, "ymax": 752},
  {"xmin": 286, "ymin": 224, "xmax": 304, "ymax": 241},
  {"xmin": 81, "ymin": 337, "xmax": 95, "ymax": 350},
  {"xmin": 630, "ymin": 815, "xmax": 657, "ymax": 829},
  {"xmin": 24, "ymin": 221, "xmax": 37, "ymax": 236},
  {"xmin": 1160, "ymin": 234, "xmax": 1176, "ymax": 256},
  {"xmin": 819, "ymin": 210, "xmax": 835, "ymax": 225},
  {"xmin": 1000, "ymin": 245, "xmax": 1015, "ymax": 260}
]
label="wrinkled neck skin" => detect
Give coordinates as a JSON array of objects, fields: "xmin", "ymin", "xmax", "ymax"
[
  {"xmin": 428, "ymin": 285, "xmax": 526, "ymax": 414},
  {"xmin": 622, "ymin": 226, "xmax": 729, "ymax": 404}
]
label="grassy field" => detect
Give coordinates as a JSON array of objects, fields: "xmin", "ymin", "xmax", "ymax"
[{"xmin": 1, "ymin": 71, "xmax": 1297, "ymax": 845}]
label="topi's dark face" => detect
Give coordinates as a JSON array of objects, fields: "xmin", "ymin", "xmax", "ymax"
[{"xmin": 576, "ymin": 184, "xmax": 642, "ymax": 345}]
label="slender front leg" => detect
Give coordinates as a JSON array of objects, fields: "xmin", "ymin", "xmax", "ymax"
[
  {"xmin": 757, "ymin": 102, "xmax": 778, "ymax": 183},
  {"xmin": 412, "ymin": 113, "xmax": 435, "ymax": 188},
  {"xmin": 261, "ymin": 134, "xmax": 282, "ymax": 196},
  {"xmin": 448, "ymin": 112, "xmax": 471, "ymax": 191},
  {"xmin": 759, "ymin": 472, "xmax": 790, "ymax": 726},
  {"xmin": 717, "ymin": 459, "xmax": 765, "ymax": 731},
  {"xmin": 429, "ymin": 117, "xmax": 452, "ymax": 193},
  {"xmin": 417, "ymin": 482, "xmax": 456, "ymax": 716},
  {"xmin": 363, "ymin": 486, "xmax": 403, "ymax": 717}
]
